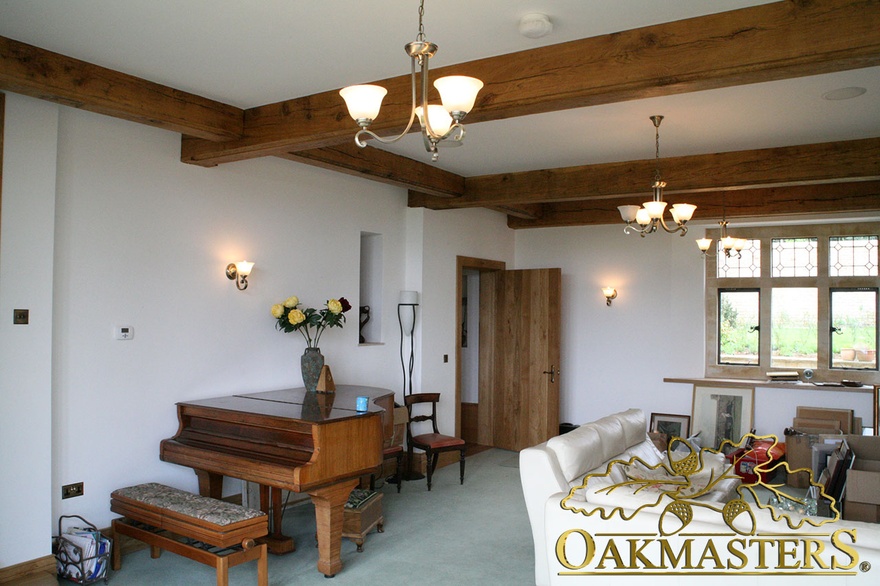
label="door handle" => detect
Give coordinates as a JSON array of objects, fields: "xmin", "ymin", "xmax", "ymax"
[{"xmin": 543, "ymin": 366, "xmax": 559, "ymax": 383}]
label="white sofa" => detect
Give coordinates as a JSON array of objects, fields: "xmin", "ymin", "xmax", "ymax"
[{"xmin": 520, "ymin": 409, "xmax": 880, "ymax": 585}]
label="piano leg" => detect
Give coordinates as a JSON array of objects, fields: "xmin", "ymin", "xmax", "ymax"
[
  {"xmin": 258, "ymin": 484, "xmax": 295, "ymax": 555},
  {"xmin": 194, "ymin": 470, "xmax": 223, "ymax": 499},
  {"xmin": 309, "ymin": 479, "xmax": 358, "ymax": 577}
]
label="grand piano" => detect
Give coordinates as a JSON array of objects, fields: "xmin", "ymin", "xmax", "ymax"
[{"xmin": 159, "ymin": 385, "xmax": 394, "ymax": 577}]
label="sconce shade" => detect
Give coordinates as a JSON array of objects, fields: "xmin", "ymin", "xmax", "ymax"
[
  {"xmin": 235, "ymin": 260, "xmax": 254, "ymax": 277},
  {"xmin": 340, "ymin": 85, "xmax": 388, "ymax": 122},
  {"xmin": 433, "ymin": 75, "xmax": 483, "ymax": 115},
  {"xmin": 601, "ymin": 287, "xmax": 618, "ymax": 306}
]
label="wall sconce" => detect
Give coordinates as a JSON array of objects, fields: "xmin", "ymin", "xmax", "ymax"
[
  {"xmin": 602, "ymin": 287, "xmax": 618, "ymax": 307},
  {"xmin": 226, "ymin": 261, "xmax": 254, "ymax": 290}
]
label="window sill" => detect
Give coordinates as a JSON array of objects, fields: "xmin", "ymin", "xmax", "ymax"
[{"xmin": 664, "ymin": 376, "xmax": 876, "ymax": 393}]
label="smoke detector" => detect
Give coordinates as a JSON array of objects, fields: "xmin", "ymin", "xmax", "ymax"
[{"xmin": 519, "ymin": 13, "xmax": 553, "ymax": 39}]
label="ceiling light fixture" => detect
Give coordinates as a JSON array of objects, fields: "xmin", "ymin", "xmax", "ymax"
[
  {"xmin": 695, "ymin": 197, "xmax": 746, "ymax": 258},
  {"xmin": 617, "ymin": 116, "xmax": 696, "ymax": 237},
  {"xmin": 339, "ymin": 0, "xmax": 483, "ymax": 162}
]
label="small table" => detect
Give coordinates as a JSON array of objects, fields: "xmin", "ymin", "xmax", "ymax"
[{"xmin": 342, "ymin": 490, "xmax": 384, "ymax": 552}]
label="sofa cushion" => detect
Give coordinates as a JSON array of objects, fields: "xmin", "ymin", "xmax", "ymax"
[{"xmin": 547, "ymin": 424, "xmax": 603, "ymax": 482}]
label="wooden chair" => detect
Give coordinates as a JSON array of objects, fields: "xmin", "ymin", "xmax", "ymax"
[{"xmin": 405, "ymin": 393, "xmax": 465, "ymax": 491}]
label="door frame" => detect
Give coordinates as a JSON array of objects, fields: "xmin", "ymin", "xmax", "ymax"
[{"xmin": 455, "ymin": 256, "xmax": 506, "ymax": 440}]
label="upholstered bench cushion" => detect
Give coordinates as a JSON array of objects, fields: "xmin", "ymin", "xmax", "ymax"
[{"xmin": 113, "ymin": 483, "xmax": 264, "ymax": 526}]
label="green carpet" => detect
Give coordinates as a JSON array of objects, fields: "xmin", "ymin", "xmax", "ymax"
[{"xmin": 102, "ymin": 448, "xmax": 534, "ymax": 585}]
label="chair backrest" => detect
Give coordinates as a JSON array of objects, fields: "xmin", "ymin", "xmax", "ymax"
[{"xmin": 404, "ymin": 393, "xmax": 441, "ymax": 437}]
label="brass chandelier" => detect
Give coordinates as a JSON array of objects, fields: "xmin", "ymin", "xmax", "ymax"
[
  {"xmin": 617, "ymin": 116, "xmax": 696, "ymax": 237},
  {"xmin": 339, "ymin": 0, "xmax": 483, "ymax": 162}
]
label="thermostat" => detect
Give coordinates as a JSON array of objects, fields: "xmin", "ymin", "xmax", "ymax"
[{"xmin": 115, "ymin": 326, "xmax": 134, "ymax": 340}]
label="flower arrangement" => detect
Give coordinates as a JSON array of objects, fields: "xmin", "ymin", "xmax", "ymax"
[{"xmin": 271, "ymin": 295, "xmax": 352, "ymax": 348}]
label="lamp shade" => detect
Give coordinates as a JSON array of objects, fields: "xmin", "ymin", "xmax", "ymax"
[
  {"xmin": 635, "ymin": 208, "xmax": 652, "ymax": 227},
  {"xmin": 642, "ymin": 200, "xmax": 668, "ymax": 219},
  {"xmin": 235, "ymin": 261, "xmax": 254, "ymax": 277},
  {"xmin": 415, "ymin": 105, "xmax": 453, "ymax": 136},
  {"xmin": 399, "ymin": 290, "xmax": 419, "ymax": 305},
  {"xmin": 696, "ymin": 238, "xmax": 713, "ymax": 252},
  {"xmin": 618, "ymin": 205, "xmax": 640, "ymax": 223},
  {"xmin": 433, "ymin": 75, "xmax": 483, "ymax": 115},
  {"xmin": 671, "ymin": 203, "xmax": 696, "ymax": 223},
  {"xmin": 339, "ymin": 84, "xmax": 388, "ymax": 122}
]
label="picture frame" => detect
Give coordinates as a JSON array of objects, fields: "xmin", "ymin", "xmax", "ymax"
[
  {"xmin": 691, "ymin": 385, "xmax": 755, "ymax": 449},
  {"xmin": 649, "ymin": 413, "xmax": 691, "ymax": 439}
]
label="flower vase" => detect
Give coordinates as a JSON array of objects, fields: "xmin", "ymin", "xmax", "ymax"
[{"xmin": 301, "ymin": 347, "xmax": 324, "ymax": 393}]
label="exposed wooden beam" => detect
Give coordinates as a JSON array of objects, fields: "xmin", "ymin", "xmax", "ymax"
[
  {"xmin": 411, "ymin": 138, "xmax": 880, "ymax": 209},
  {"xmin": 180, "ymin": 0, "xmax": 880, "ymax": 166},
  {"xmin": 0, "ymin": 35, "xmax": 243, "ymax": 141},
  {"xmin": 279, "ymin": 143, "xmax": 464, "ymax": 198},
  {"xmin": 507, "ymin": 181, "xmax": 880, "ymax": 229}
]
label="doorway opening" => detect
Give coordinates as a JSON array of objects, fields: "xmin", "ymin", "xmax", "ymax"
[{"xmin": 456, "ymin": 256, "xmax": 505, "ymax": 454}]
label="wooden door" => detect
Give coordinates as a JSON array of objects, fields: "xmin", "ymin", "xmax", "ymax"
[{"xmin": 480, "ymin": 268, "xmax": 561, "ymax": 451}]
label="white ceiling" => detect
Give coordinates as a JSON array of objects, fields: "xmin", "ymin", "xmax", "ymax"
[{"xmin": 1, "ymin": 0, "xmax": 878, "ymax": 177}]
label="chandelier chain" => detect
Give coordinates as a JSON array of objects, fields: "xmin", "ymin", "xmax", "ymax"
[
  {"xmin": 417, "ymin": 0, "xmax": 426, "ymax": 42},
  {"xmin": 654, "ymin": 117, "xmax": 662, "ymax": 183}
]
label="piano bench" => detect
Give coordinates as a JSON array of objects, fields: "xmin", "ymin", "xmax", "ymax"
[{"xmin": 110, "ymin": 483, "xmax": 268, "ymax": 586}]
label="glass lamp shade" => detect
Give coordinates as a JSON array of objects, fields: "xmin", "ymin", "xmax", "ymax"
[
  {"xmin": 671, "ymin": 203, "xmax": 696, "ymax": 223},
  {"xmin": 696, "ymin": 238, "xmax": 713, "ymax": 252},
  {"xmin": 642, "ymin": 200, "xmax": 668, "ymax": 219},
  {"xmin": 722, "ymin": 236, "xmax": 736, "ymax": 251},
  {"xmin": 433, "ymin": 76, "xmax": 483, "ymax": 115},
  {"xmin": 339, "ymin": 84, "xmax": 388, "ymax": 122},
  {"xmin": 235, "ymin": 261, "xmax": 254, "ymax": 277},
  {"xmin": 635, "ymin": 208, "xmax": 652, "ymax": 227},
  {"xmin": 416, "ymin": 105, "xmax": 453, "ymax": 136},
  {"xmin": 618, "ymin": 205, "xmax": 640, "ymax": 223},
  {"xmin": 733, "ymin": 238, "xmax": 747, "ymax": 251}
]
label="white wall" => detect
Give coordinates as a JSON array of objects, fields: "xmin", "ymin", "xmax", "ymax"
[
  {"xmin": 515, "ymin": 224, "xmax": 706, "ymax": 426},
  {"xmin": 0, "ymin": 94, "xmax": 58, "ymax": 567}
]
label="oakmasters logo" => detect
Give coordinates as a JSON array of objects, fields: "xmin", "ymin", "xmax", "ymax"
[{"xmin": 554, "ymin": 434, "xmax": 870, "ymax": 577}]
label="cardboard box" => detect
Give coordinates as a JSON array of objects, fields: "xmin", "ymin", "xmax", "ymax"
[
  {"xmin": 786, "ymin": 434, "xmax": 818, "ymax": 488},
  {"xmin": 840, "ymin": 435, "xmax": 880, "ymax": 523},
  {"xmin": 796, "ymin": 407, "xmax": 853, "ymax": 434}
]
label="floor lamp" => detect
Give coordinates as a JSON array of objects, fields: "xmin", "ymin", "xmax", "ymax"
[
  {"xmin": 398, "ymin": 291, "xmax": 419, "ymax": 397},
  {"xmin": 398, "ymin": 291, "xmax": 423, "ymax": 480}
]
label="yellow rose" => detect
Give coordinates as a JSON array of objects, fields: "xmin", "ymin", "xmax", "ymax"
[
  {"xmin": 327, "ymin": 299, "xmax": 343, "ymax": 314},
  {"xmin": 284, "ymin": 296, "xmax": 299, "ymax": 308},
  {"xmin": 271, "ymin": 304, "xmax": 284, "ymax": 319},
  {"xmin": 288, "ymin": 309, "xmax": 306, "ymax": 325}
]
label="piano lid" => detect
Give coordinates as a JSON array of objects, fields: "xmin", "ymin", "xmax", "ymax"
[{"xmin": 178, "ymin": 385, "xmax": 392, "ymax": 424}]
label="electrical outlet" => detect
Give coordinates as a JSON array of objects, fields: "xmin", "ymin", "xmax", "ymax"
[
  {"xmin": 62, "ymin": 482, "xmax": 84, "ymax": 499},
  {"xmin": 13, "ymin": 309, "xmax": 29, "ymax": 325}
]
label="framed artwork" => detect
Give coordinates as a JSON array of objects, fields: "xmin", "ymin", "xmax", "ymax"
[
  {"xmin": 649, "ymin": 413, "xmax": 690, "ymax": 439},
  {"xmin": 691, "ymin": 385, "xmax": 754, "ymax": 449}
]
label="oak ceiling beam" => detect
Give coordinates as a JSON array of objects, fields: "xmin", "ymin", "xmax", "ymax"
[
  {"xmin": 506, "ymin": 181, "xmax": 880, "ymax": 229},
  {"xmin": 180, "ymin": 0, "xmax": 880, "ymax": 167},
  {"xmin": 279, "ymin": 143, "xmax": 465, "ymax": 198},
  {"xmin": 0, "ymin": 36, "xmax": 243, "ymax": 141},
  {"xmin": 410, "ymin": 138, "xmax": 880, "ymax": 209}
]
